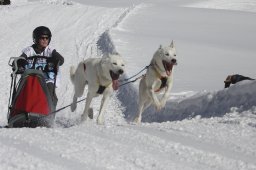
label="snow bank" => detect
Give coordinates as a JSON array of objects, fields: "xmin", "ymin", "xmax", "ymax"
[
  {"xmin": 41, "ymin": 0, "xmax": 73, "ymax": 5},
  {"xmin": 185, "ymin": 0, "xmax": 256, "ymax": 13},
  {"xmin": 115, "ymin": 70, "xmax": 256, "ymax": 123},
  {"xmin": 142, "ymin": 80, "xmax": 256, "ymax": 122}
]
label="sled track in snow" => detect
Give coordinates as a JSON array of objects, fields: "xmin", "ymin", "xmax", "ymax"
[
  {"xmin": 96, "ymin": 5, "xmax": 136, "ymax": 55},
  {"xmin": 0, "ymin": 135, "xmax": 100, "ymax": 170},
  {"xmin": 121, "ymin": 124, "xmax": 256, "ymax": 166}
]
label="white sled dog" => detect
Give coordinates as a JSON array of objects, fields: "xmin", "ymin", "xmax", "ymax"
[
  {"xmin": 70, "ymin": 53, "xmax": 125, "ymax": 124},
  {"xmin": 134, "ymin": 41, "xmax": 177, "ymax": 123}
]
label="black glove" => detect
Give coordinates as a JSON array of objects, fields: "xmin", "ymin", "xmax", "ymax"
[
  {"xmin": 12, "ymin": 58, "xmax": 28, "ymax": 74},
  {"xmin": 52, "ymin": 50, "xmax": 64, "ymax": 66},
  {"xmin": 47, "ymin": 56, "xmax": 61, "ymax": 65},
  {"xmin": 45, "ymin": 57, "xmax": 59, "ymax": 73}
]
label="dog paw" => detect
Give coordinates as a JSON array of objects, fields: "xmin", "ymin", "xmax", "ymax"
[
  {"xmin": 88, "ymin": 108, "xmax": 93, "ymax": 119},
  {"xmin": 97, "ymin": 116, "xmax": 105, "ymax": 125},
  {"xmin": 154, "ymin": 103, "xmax": 162, "ymax": 111},
  {"xmin": 81, "ymin": 113, "xmax": 88, "ymax": 122},
  {"xmin": 134, "ymin": 116, "xmax": 141, "ymax": 124},
  {"xmin": 160, "ymin": 100, "xmax": 166, "ymax": 108}
]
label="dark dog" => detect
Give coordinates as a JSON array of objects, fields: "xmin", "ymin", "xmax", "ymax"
[
  {"xmin": 224, "ymin": 74, "xmax": 254, "ymax": 88},
  {"xmin": 0, "ymin": 0, "xmax": 11, "ymax": 5}
]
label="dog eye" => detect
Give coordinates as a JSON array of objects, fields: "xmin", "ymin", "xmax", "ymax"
[
  {"xmin": 165, "ymin": 53, "xmax": 169, "ymax": 56},
  {"xmin": 121, "ymin": 64, "xmax": 125, "ymax": 66},
  {"xmin": 113, "ymin": 63, "xmax": 117, "ymax": 65}
]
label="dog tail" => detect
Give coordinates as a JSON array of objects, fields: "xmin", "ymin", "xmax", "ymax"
[{"xmin": 70, "ymin": 66, "xmax": 76, "ymax": 84}]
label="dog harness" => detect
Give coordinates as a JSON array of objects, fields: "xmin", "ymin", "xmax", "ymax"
[
  {"xmin": 150, "ymin": 62, "xmax": 168, "ymax": 92},
  {"xmin": 97, "ymin": 85, "xmax": 106, "ymax": 94},
  {"xmin": 83, "ymin": 63, "xmax": 108, "ymax": 94},
  {"xmin": 155, "ymin": 76, "xmax": 168, "ymax": 92},
  {"xmin": 83, "ymin": 63, "xmax": 86, "ymax": 72}
]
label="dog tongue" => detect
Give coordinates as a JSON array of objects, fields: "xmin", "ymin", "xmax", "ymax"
[
  {"xmin": 166, "ymin": 63, "xmax": 173, "ymax": 76},
  {"xmin": 112, "ymin": 80, "xmax": 119, "ymax": 90}
]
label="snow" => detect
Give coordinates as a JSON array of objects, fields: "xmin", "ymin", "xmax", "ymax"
[
  {"xmin": 185, "ymin": 0, "xmax": 256, "ymax": 13},
  {"xmin": 0, "ymin": 0, "xmax": 256, "ymax": 169}
]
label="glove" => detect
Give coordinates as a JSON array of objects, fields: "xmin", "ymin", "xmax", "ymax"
[
  {"xmin": 51, "ymin": 51, "xmax": 64, "ymax": 66},
  {"xmin": 45, "ymin": 57, "xmax": 59, "ymax": 73},
  {"xmin": 47, "ymin": 56, "xmax": 61, "ymax": 65},
  {"xmin": 12, "ymin": 58, "xmax": 28, "ymax": 74}
]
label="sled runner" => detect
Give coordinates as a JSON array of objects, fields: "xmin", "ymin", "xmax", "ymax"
[{"xmin": 7, "ymin": 56, "xmax": 58, "ymax": 128}]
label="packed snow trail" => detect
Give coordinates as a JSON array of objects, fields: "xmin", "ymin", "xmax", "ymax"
[
  {"xmin": 126, "ymin": 124, "xmax": 256, "ymax": 164},
  {"xmin": 1, "ymin": 120, "xmax": 255, "ymax": 170},
  {"xmin": 0, "ymin": 135, "xmax": 98, "ymax": 170}
]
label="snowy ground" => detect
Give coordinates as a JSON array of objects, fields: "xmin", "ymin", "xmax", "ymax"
[{"xmin": 0, "ymin": 0, "xmax": 256, "ymax": 169}]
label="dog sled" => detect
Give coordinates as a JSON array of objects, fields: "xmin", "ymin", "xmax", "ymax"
[{"xmin": 7, "ymin": 56, "xmax": 58, "ymax": 128}]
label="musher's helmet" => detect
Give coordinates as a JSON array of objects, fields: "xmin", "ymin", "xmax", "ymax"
[{"xmin": 32, "ymin": 26, "xmax": 52, "ymax": 44}]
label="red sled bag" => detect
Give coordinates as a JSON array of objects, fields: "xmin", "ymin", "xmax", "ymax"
[{"xmin": 7, "ymin": 56, "xmax": 57, "ymax": 128}]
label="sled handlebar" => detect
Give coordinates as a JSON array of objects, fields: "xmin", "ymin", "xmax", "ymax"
[
  {"xmin": 8, "ymin": 57, "xmax": 27, "ymax": 75},
  {"xmin": 9, "ymin": 56, "xmax": 59, "ymax": 74}
]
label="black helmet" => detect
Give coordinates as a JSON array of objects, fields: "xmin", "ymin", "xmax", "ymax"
[{"xmin": 32, "ymin": 26, "xmax": 52, "ymax": 44}]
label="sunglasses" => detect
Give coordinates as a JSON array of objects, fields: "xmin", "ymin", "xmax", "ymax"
[{"xmin": 39, "ymin": 36, "xmax": 49, "ymax": 40}]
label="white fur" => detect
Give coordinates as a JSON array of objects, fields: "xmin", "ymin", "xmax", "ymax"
[
  {"xmin": 70, "ymin": 53, "xmax": 125, "ymax": 125},
  {"xmin": 134, "ymin": 41, "xmax": 177, "ymax": 123}
]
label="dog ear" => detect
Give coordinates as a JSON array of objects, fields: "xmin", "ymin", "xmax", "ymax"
[
  {"xmin": 159, "ymin": 45, "xmax": 162, "ymax": 49},
  {"xmin": 170, "ymin": 40, "xmax": 175, "ymax": 48}
]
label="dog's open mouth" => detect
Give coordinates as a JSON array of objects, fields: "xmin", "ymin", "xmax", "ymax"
[
  {"xmin": 110, "ymin": 70, "xmax": 120, "ymax": 90},
  {"xmin": 162, "ymin": 60, "xmax": 175, "ymax": 76}
]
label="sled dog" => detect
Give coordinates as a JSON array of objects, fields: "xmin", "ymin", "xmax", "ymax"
[
  {"xmin": 134, "ymin": 41, "xmax": 177, "ymax": 123},
  {"xmin": 70, "ymin": 53, "xmax": 125, "ymax": 124}
]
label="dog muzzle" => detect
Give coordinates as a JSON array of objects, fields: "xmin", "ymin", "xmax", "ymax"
[
  {"xmin": 162, "ymin": 60, "xmax": 177, "ymax": 76},
  {"xmin": 110, "ymin": 70, "xmax": 124, "ymax": 90}
]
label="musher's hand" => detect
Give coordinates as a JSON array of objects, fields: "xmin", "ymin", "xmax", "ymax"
[{"xmin": 12, "ymin": 58, "xmax": 28, "ymax": 74}]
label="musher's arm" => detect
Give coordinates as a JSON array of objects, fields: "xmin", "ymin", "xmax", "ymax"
[
  {"xmin": 52, "ymin": 50, "xmax": 64, "ymax": 66},
  {"xmin": 19, "ymin": 53, "xmax": 28, "ymax": 59}
]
